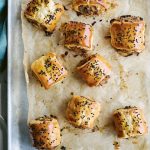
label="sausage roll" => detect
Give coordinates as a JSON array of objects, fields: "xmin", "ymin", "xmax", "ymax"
[
  {"xmin": 72, "ymin": 0, "xmax": 108, "ymax": 16},
  {"xmin": 24, "ymin": 0, "xmax": 64, "ymax": 34},
  {"xmin": 76, "ymin": 54, "xmax": 111, "ymax": 86},
  {"xmin": 66, "ymin": 96, "xmax": 100, "ymax": 128},
  {"xmin": 29, "ymin": 116, "xmax": 61, "ymax": 149},
  {"xmin": 61, "ymin": 21, "xmax": 93, "ymax": 51},
  {"xmin": 110, "ymin": 15, "xmax": 145, "ymax": 56},
  {"xmin": 113, "ymin": 106, "xmax": 148, "ymax": 138},
  {"xmin": 31, "ymin": 52, "xmax": 68, "ymax": 89}
]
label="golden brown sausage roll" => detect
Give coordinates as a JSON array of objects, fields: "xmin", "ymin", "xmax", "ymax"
[
  {"xmin": 72, "ymin": 0, "xmax": 108, "ymax": 16},
  {"xmin": 110, "ymin": 15, "xmax": 145, "ymax": 56},
  {"xmin": 66, "ymin": 96, "xmax": 100, "ymax": 128},
  {"xmin": 76, "ymin": 54, "xmax": 111, "ymax": 86},
  {"xmin": 61, "ymin": 21, "xmax": 93, "ymax": 52},
  {"xmin": 113, "ymin": 106, "xmax": 148, "ymax": 138},
  {"xmin": 29, "ymin": 116, "xmax": 61, "ymax": 149},
  {"xmin": 31, "ymin": 52, "xmax": 68, "ymax": 89},
  {"xmin": 24, "ymin": 0, "xmax": 64, "ymax": 34}
]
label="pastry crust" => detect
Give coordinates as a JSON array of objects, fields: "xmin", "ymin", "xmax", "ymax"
[
  {"xmin": 76, "ymin": 54, "xmax": 111, "ymax": 86},
  {"xmin": 61, "ymin": 21, "xmax": 93, "ymax": 52},
  {"xmin": 24, "ymin": 0, "xmax": 64, "ymax": 34},
  {"xmin": 113, "ymin": 106, "xmax": 148, "ymax": 138},
  {"xmin": 29, "ymin": 116, "xmax": 61, "ymax": 149},
  {"xmin": 31, "ymin": 52, "xmax": 68, "ymax": 89},
  {"xmin": 66, "ymin": 96, "xmax": 100, "ymax": 128},
  {"xmin": 72, "ymin": 0, "xmax": 108, "ymax": 16},
  {"xmin": 110, "ymin": 15, "xmax": 145, "ymax": 56}
]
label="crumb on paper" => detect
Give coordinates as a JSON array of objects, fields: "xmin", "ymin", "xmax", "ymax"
[
  {"xmin": 70, "ymin": 92, "xmax": 74, "ymax": 95},
  {"xmin": 113, "ymin": 141, "xmax": 120, "ymax": 150},
  {"xmin": 61, "ymin": 146, "xmax": 66, "ymax": 150},
  {"xmin": 91, "ymin": 21, "xmax": 96, "ymax": 26},
  {"xmin": 61, "ymin": 51, "xmax": 69, "ymax": 58}
]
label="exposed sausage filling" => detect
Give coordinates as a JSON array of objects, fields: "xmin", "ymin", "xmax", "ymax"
[{"xmin": 78, "ymin": 5, "xmax": 99, "ymax": 15}]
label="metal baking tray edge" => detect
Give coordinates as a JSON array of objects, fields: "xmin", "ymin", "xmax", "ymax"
[{"xmin": 8, "ymin": 0, "xmax": 32, "ymax": 149}]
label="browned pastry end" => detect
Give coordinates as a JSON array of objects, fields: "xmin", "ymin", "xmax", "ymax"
[
  {"xmin": 110, "ymin": 15, "xmax": 145, "ymax": 56},
  {"xmin": 72, "ymin": 0, "xmax": 108, "ymax": 16},
  {"xmin": 66, "ymin": 95, "xmax": 100, "ymax": 128},
  {"xmin": 113, "ymin": 106, "xmax": 148, "ymax": 138},
  {"xmin": 61, "ymin": 21, "xmax": 93, "ymax": 52},
  {"xmin": 24, "ymin": 0, "xmax": 64, "ymax": 34},
  {"xmin": 29, "ymin": 116, "xmax": 61, "ymax": 149},
  {"xmin": 76, "ymin": 54, "xmax": 111, "ymax": 86},
  {"xmin": 31, "ymin": 52, "xmax": 68, "ymax": 89}
]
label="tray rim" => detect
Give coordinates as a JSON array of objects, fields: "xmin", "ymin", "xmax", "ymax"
[
  {"xmin": 8, "ymin": 0, "xmax": 13, "ymax": 149},
  {"xmin": 7, "ymin": 0, "xmax": 31, "ymax": 149}
]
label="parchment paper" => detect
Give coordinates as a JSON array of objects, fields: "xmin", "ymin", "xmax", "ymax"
[{"xmin": 22, "ymin": 0, "xmax": 150, "ymax": 149}]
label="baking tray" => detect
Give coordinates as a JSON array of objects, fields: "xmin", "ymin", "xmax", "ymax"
[
  {"xmin": 8, "ymin": 0, "xmax": 33, "ymax": 149},
  {"xmin": 8, "ymin": 0, "xmax": 150, "ymax": 149}
]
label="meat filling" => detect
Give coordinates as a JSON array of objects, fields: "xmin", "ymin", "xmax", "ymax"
[{"xmin": 78, "ymin": 5, "xmax": 99, "ymax": 15}]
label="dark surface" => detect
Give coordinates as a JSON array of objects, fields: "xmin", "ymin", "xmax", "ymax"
[
  {"xmin": 0, "ymin": 53, "xmax": 7, "ymax": 150},
  {"xmin": 0, "ymin": 0, "xmax": 7, "ymax": 148}
]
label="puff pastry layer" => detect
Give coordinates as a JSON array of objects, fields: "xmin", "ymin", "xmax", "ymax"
[
  {"xmin": 31, "ymin": 52, "xmax": 68, "ymax": 89},
  {"xmin": 29, "ymin": 116, "xmax": 61, "ymax": 149},
  {"xmin": 77, "ymin": 54, "xmax": 111, "ymax": 86},
  {"xmin": 73, "ymin": 0, "xmax": 108, "ymax": 16},
  {"xmin": 66, "ymin": 96, "xmax": 100, "ymax": 128},
  {"xmin": 24, "ymin": 0, "xmax": 64, "ymax": 34},
  {"xmin": 110, "ymin": 15, "xmax": 145, "ymax": 56},
  {"xmin": 61, "ymin": 21, "xmax": 93, "ymax": 52},
  {"xmin": 113, "ymin": 106, "xmax": 148, "ymax": 138}
]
